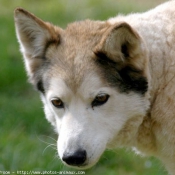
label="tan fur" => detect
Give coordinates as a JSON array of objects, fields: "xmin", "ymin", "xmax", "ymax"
[{"xmin": 14, "ymin": 1, "xmax": 175, "ymax": 174}]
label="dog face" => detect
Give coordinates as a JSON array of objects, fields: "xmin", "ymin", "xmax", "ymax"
[{"xmin": 14, "ymin": 8, "xmax": 150, "ymax": 169}]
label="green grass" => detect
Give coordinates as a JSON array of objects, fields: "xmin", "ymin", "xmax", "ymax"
[{"xmin": 0, "ymin": 0, "xmax": 167, "ymax": 174}]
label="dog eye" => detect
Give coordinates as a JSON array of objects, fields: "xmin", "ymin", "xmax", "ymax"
[
  {"xmin": 51, "ymin": 98, "xmax": 64, "ymax": 108},
  {"xmin": 92, "ymin": 94, "xmax": 110, "ymax": 108}
]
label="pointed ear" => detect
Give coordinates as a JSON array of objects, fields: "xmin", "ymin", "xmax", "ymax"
[
  {"xmin": 14, "ymin": 8, "xmax": 61, "ymax": 82},
  {"xmin": 94, "ymin": 22, "xmax": 149, "ymax": 94},
  {"xmin": 95, "ymin": 22, "xmax": 147, "ymax": 70}
]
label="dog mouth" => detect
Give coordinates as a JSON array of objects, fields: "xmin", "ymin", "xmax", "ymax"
[{"xmin": 63, "ymin": 161, "xmax": 95, "ymax": 170}]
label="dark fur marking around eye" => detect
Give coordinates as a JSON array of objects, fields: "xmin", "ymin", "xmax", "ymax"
[
  {"xmin": 36, "ymin": 80, "xmax": 45, "ymax": 94},
  {"xmin": 95, "ymin": 51, "xmax": 148, "ymax": 94},
  {"xmin": 118, "ymin": 66, "xmax": 148, "ymax": 94}
]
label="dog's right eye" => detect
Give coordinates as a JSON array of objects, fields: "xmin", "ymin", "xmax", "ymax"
[
  {"xmin": 91, "ymin": 94, "xmax": 110, "ymax": 108},
  {"xmin": 51, "ymin": 98, "xmax": 64, "ymax": 108}
]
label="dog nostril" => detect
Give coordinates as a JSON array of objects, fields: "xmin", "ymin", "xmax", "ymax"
[{"xmin": 62, "ymin": 149, "xmax": 87, "ymax": 166}]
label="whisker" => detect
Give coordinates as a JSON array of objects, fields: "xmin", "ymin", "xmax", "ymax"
[
  {"xmin": 43, "ymin": 135, "xmax": 57, "ymax": 142},
  {"xmin": 54, "ymin": 152, "xmax": 60, "ymax": 160},
  {"xmin": 42, "ymin": 143, "xmax": 57, "ymax": 155},
  {"xmin": 35, "ymin": 133, "xmax": 57, "ymax": 156},
  {"xmin": 36, "ymin": 134, "xmax": 56, "ymax": 145}
]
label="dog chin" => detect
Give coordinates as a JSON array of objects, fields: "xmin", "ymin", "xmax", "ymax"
[{"xmin": 63, "ymin": 161, "xmax": 98, "ymax": 170}]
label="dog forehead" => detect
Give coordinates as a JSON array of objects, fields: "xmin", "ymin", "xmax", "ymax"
[
  {"xmin": 64, "ymin": 20, "xmax": 109, "ymax": 46},
  {"xmin": 45, "ymin": 46, "xmax": 97, "ymax": 92},
  {"xmin": 45, "ymin": 21, "xmax": 110, "ymax": 92}
]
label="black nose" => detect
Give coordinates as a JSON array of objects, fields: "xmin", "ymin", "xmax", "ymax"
[{"xmin": 62, "ymin": 149, "xmax": 87, "ymax": 166}]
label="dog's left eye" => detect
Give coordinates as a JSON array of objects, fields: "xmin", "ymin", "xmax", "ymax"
[
  {"xmin": 92, "ymin": 94, "xmax": 110, "ymax": 108},
  {"xmin": 51, "ymin": 98, "xmax": 64, "ymax": 108}
]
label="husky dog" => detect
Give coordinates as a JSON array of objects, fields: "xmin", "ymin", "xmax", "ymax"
[{"xmin": 14, "ymin": 1, "xmax": 175, "ymax": 174}]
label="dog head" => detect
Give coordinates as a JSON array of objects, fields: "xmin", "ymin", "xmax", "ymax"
[{"xmin": 14, "ymin": 8, "xmax": 150, "ymax": 169}]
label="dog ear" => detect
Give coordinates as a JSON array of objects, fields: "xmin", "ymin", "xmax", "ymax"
[
  {"xmin": 95, "ymin": 22, "xmax": 147, "ymax": 70},
  {"xmin": 14, "ymin": 8, "xmax": 60, "ymax": 82},
  {"xmin": 95, "ymin": 22, "xmax": 149, "ymax": 94}
]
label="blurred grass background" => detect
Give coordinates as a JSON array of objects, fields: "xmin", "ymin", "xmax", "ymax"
[{"xmin": 0, "ymin": 0, "xmax": 168, "ymax": 174}]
